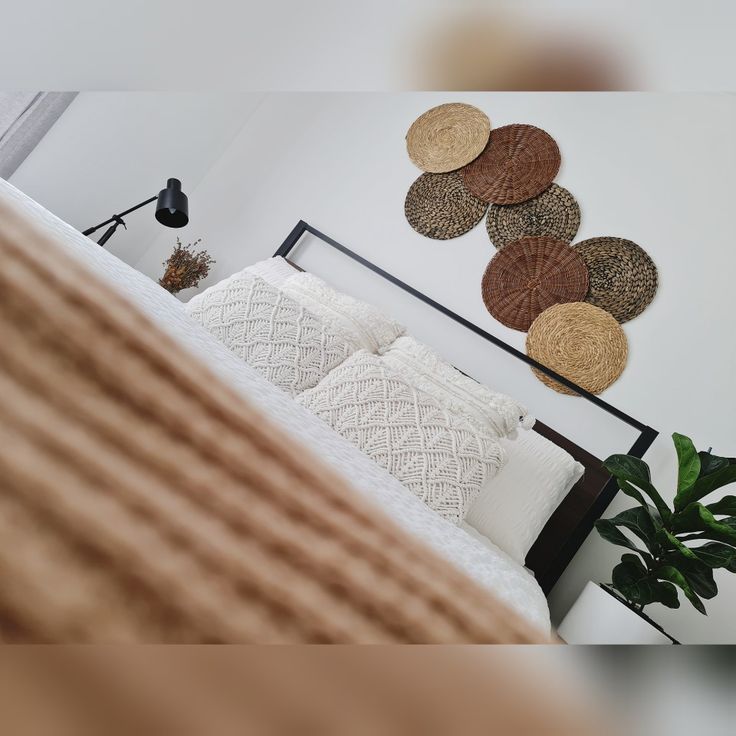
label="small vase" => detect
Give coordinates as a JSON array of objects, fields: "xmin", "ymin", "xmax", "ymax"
[{"xmin": 557, "ymin": 581, "xmax": 677, "ymax": 644}]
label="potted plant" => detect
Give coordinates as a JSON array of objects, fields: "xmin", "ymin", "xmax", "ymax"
[{"xmin": 558, "ymin": 433, "xmax": 736, "ymax": 644}]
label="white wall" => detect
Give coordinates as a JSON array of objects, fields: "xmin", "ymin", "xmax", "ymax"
[
  {"xmin": 9, "ymin": 92, "xmax": 266, "ymax": 266},
  {"xmin": 137, "ymin": 92, "xmax": 736, "ymax": 643}
]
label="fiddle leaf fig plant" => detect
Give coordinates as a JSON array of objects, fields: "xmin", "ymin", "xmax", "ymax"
[{"xmin": 595, "ymin": 433, "xmax": 736, "ymax": 615}]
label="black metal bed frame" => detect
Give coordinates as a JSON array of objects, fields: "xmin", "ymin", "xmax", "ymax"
[{"xmin": 275, "ymin": 220, "xmax": 659, "ymax": 592}]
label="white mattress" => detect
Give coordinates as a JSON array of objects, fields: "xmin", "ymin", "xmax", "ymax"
[{"xmin": 0, "ymin": 179, "xmax": 550, "ymax": 633}]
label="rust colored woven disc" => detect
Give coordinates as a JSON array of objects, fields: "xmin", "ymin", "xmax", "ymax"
[
  {"xmin": 481, "ymin": 236, "xmax": 589, "ymax": 331},
  {"xmin": 405, "ymin": 171, "xmax": 488, "ymax": 239},
  {"xmin": 406, "ymin": 103, "xmax": 491, "ymax": 173},
  {"xmin": 527, "ymin": 302, "xmax": 628, "ymax": 395},
  {"xmin": 463, "ymin": 124, "xmax": 561, "ymax": 204},
  {"xmin": 573, "ymin": 237, "xmax": 658, "ymax": 323},
  {"xmin": 486, "ymin": 183, "xmax": 580, "ymax": 249}
]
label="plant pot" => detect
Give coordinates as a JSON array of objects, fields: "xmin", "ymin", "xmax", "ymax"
[{"xmin": 557, "ymin": 581, "xmax": 678, "ymax": 644}]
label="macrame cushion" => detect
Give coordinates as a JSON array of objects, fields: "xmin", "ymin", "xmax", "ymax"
[
  {"xmin": 244, "ymin": 256, "xmax": 298, "ymax": 288},
  {"xmin": 526, "ymin": 302, "xmax": 628, "ymax": 395},
  {"xmin": 573, "ymin": 237, "xmax": 658, "ymax": 323},
  {"xmin": 297, "ymin": 351, "xmax": 507, "ymax": 525},
  {"xmin": 282, "ymin": 272, "xmax": 406, "ymax": 352},
  {"xmin": 380, "ymin": 336, "xmax": 534, "ymax": 439},
  {"xmin": 462, "ymin": 124, "xmax": 561, "ymax": 205},
  {"xmin": 481, "ymin": 236, "xmax": 589, "ymax": 331},
  {"xmin": 405, "ymin": 171, "xmax": 488, "ymax": 239},
  {"xmin": 185, "ymin": 272, "xmax": 357, "ymax": 396},
  {"xmin": 406, "ymin": 102, "xmax": 491, "ymax": 173},
  {"xmin": 486, "ymin": 184, "xmax": 580, "ymax": 249}
]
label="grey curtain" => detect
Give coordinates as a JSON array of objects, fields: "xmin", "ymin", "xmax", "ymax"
[{"xmin": 0, "ymin": 92, "xmax": 76, "ymax": 179}]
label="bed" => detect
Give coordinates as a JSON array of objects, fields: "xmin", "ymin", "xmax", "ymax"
[
  {"xmin": 274, "ymin": 222, "xmax": 658, "ymax": 594},
  {"xmin": 0, "ymin": 180, "xmax": 553, "ymax": 635}
]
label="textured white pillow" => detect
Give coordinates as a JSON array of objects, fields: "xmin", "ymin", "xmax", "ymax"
[
  {"xmin": 380, "ymin": 336, "xmax": 534, "ymax": 439},
  {"xmin": 296, "ymin": 350, "xmax": 506, "ymax": 525},
  {"xmin": 282, "ymin": 272, "xmax": 406, "ymax": 353},
  {"xmin": 185, "ymin": 272, "xmax": 356, "ymax": 396},
  {"xmin": 243, "ymin": 256, "xmax": 297, "ymax": 288},
  {"xmin": 465, "ymin": 429, "xmax": 585, "ymax": 565}
]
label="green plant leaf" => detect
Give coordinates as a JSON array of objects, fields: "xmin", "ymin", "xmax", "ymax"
[
  {"xmin": 611, "ymin": 557, "xmax": 679, "ymax": 609},
  {"xmin": 664, "ymin": 555, "xmax": 719, "ymax": 600},
  {"xmin": 606, "ymin": 506, "xmax": 659, "ymax": 552},
  {"xmin": 706, "ymin": 495, "xmax": 736, "ymax": 516},
  {"xmin": 673, "ymin": 433, "xmax": 701, "ymax": 492},
  {"xmin": 687, "ymin": 542, "xmax": 736, "ymax": 568},
  {"xmin": 698, "ymin": 451, "xmax": 730, "ymax": 478},
  {"xmin": 681, "ymin": 561, "xmax": 718, "ymax": 600},
  {"xmin": 657, "ymin": 528, "xmax": 698, "ymax": 560},
  {"xmin": 595, "ymin": 519, "xmax": 652, "ymax": 561},
  {"xmin": 672, "ymin": 504, "xmax": 736, "ymax": 544},
  {"xmin": 604, "ymin": 454, "xmax": 671, "ymax": 521},
  {"xmin": 655, "ymin": 565, "xmax": 706, "ymax": 614},
  {"xmin": 675, "ymin": 463, "xmax": 736, "ymax": 511},
  {"xmin": 604, "ymin": 454, "xmax": 651, "ymax": 483}
]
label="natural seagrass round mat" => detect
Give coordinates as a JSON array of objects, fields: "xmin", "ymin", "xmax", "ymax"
[
  {"xmin": 486, "ymin": 183, "xmax": 580, "ymax": 249},
  {"xmin": 481, "ymin": 236, "xmax": 589, "ymax": 331},
  {"xmin": 462, "ymin": 124, "xmax": 561, "ymax": 204},
  {"xmin": 573, "ymin": 237, "xmax": 657, "ymax": 323},
  {"xmin": 526, "ymin": 302, "xmax": 628, "ymax": 395},
  {"xmin": 405, "ymin": 171, "xmax": 488, "ymax": 239},
  {"xmin": 406, "ymin": 103, "xmax": 491, "ymax": 173}
]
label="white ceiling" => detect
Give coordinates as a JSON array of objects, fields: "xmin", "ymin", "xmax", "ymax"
[{"xmin": 8, "ymin": 92, "xmax": 265, "ymax": 265}]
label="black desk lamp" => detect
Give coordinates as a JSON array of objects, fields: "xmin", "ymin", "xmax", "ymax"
[{"xmin": 83, "ymin": 178, "xmax": 189, "ymax": 246}]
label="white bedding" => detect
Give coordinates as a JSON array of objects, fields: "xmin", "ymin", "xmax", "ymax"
[{"xmin": 0, "ymin": 180, "xmax": 550, "ymax": 633}]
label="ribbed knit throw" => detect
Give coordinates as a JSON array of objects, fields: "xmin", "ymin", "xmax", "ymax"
[{"xmin": 0, "ymin": 197, "xmax": 548, "ymax": 643}]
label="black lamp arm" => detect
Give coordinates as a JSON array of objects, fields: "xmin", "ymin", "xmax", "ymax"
[{"xmin": 82, "ymin": 195, "xmax": 157, "ymax": 236}]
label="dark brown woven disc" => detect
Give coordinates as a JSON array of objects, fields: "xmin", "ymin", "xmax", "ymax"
[
  {"xmin": 481, "ymin": 236, "xmax": 589, "ymax": 331},
  {"xmin": 486, "ymin": 184, "xmax": 580, "ymax": 249},
  {"xmin": 405, "ymin": 171, "xmax": 488, "ymax": 240},
  {"xmin": 573, "ymin": 237, "xmax": 658, "ymax": 323},
  {"xmin": 462, "ymin": 124, "xmax": 561, "ymax": 205}
]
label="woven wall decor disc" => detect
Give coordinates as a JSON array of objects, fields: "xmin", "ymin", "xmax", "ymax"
[
  {"xmin": 573, "ymin": 237, "xmax": 658, "ymax": 323},
  {"xmin": 526, "ymin": 302, "xmax": 628, "ymax": 395},
  {"xmin": 462, "ymin": 124, "xmax": 561, "ymax": 204},
  {"xmin": 481, "ymin": 236, "xmax": 589, "ymax": 331},
  {"xmin": 406, "ymin": 103, "xmax": 491, "ymax": 173},
  {"xmin": 486, "ymin": 183, "xmax": 580, "ymax": 249},
  {"xmin": 405, "ymin": 171, "xmax": 488, "ymax": 239}
]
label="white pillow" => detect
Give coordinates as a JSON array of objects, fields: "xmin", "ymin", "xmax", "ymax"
[
  {"xmin": 185, "ymin": 272, "xmax": 355, "ymax": 396},
  {"xmin": 296, "ymin": 350, "xmax": 506, "ymax": 525},
  {"xmin": 282, "ymin": 272, "xmax": 405, "ymax": 353},
  {"xmin": 380, "ymin": 336, "xmax": 534, "ymax": 439},
  {"xmin": 464, "ymin": 429, "xmax": 584, "ymax": 565},
  {"xmin": 244, "ymin": 256, "xmax": 296, "ymax": 288}
]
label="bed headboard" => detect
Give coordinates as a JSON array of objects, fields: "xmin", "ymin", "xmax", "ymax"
[{"xmin": 274, "ymin": 221, "xmax": 658, "ymax": 595}]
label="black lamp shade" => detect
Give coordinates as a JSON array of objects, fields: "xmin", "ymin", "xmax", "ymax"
[{"xmin": 155, "ymin": 178, "xmax": 189, "ymax": 228}]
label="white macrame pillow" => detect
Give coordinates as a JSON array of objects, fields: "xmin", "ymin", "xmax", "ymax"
[
  {"xmin": 282, "ymin": 272, "xmax": 406, "ymax": 353},
  {"xmin": 380, "ymin": 336, "xmax": 534, "ymax": 438},
  {"xmin": 296, "ymin": 350, "xmax": 506, "ymax": 525},
  {"xmin": 243, "ymin": 256, "xmax": 296, "ymax": 288},
  {"xmin": 465, "ymin": 429, "xmax": 585, "ymax": 565},
  {"xmin": 185, "ymin": 272, "xmax": 356, "ymax": 396}
]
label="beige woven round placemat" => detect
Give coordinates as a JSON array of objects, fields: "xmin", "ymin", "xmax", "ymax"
[
  {"xmin": 406, "ymin": 103, "xmax": 491, "ymax": 173},
  {"xmin": 481, "ymin": 236, "xmax": 589, "ymax": 331},
  {"xmin": 486, "ymin": 183, "xmax": 580, "ymax": 249},
  {"xmin": 405, "ymin": 171, "xmax": 488, "ymax": 239},
  {"xmin": 462, "ymin": 124, "xmax": 561, "ymax": 204},
  {"xmin": 573, "ymin": 237, "xmax": 658, "ymax": 323},
  {"xmin": 526, "ymin": 302, "xmax": 628, "ymax": 395}
]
